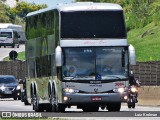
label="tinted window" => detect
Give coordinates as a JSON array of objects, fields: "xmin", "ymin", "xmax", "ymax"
[{"xmin": 61, "ymin": 11, "xmax": 126, "ymax": 38}]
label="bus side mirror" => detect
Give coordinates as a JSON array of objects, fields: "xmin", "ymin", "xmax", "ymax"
[
  {"xmin": 129, "ymin": 44, "xmax": 136, "ymax": 65},
  {"xmin": 55, "ymin": 46, "xmax": 62, "ymax": 67}
]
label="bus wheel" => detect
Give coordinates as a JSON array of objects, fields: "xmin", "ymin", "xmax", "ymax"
[
  {"xmin": 107, "ymin": 102, "xmax": 121, "ymax": 112},
  {"xmin": 50, "ymin": 87, "xmax": 65, "ymax": 112},
  {"xmin": 12, "ymin": 45, "xmax": 15, "ymax": 48},
  {"xmin": 32, "ymin": 94, "xmax": 36, "ymax": 110},
  {"xmin": 50, "ymin": 87, "xmax": 57, "ymax": 112},
  {"xmin": 34, "ymin": 93, "xmax": 43, "ymax": 112}
]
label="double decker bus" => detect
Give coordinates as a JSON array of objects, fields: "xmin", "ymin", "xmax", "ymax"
[{"xmin": 24, "ymin": 2, "xmax": 136, "ymax": 112}]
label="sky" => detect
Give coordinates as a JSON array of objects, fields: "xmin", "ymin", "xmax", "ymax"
[{"xmin": 25, "ymin": 0, "xmax": 75, "ymax": 7}]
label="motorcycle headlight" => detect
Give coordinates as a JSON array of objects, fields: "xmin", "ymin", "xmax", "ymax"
[
  {"xmin": 16, "ymin": 85, "xmax": 21, "ymax": 90},
  {"xmin": 131, "ymin": 87, "xmax": 137, "ymax": 93}
]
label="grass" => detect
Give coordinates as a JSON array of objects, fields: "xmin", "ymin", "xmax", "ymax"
[{"xmin": 128, "ymin": 22, "xmax": 160, "ymax": 62}]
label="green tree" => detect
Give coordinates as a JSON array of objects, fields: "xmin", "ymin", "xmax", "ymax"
[
  {"xmin": 149, "ymin": 0, "xmax": 160, "ymax": 25},
  {"xmin": 9, "ymin": 1, "xmax": 47, "ymax": 19},
  {"xmin": 0, "ymin": 1, "xmax": 10, "ymax": 22}
]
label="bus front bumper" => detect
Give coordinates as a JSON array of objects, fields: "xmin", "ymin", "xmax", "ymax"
[{"xmin": 62, "ymin": 92, "xmax": 128, "ymax": 105}]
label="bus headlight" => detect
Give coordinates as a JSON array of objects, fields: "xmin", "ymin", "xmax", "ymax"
[
  {"xmin": 64, "ymin": 88, "xmax": 79, "ymax": 93},
  {"xmin": 131, "ymin": 87, "xmax": 137, "ymax": 93},
  {"xmin": 118, "ymin": 88, "xmax": 125, "ymax": 93},
  {"xmin": 113, "ymin": 87, "xmax": 126, "ymax": 93}
]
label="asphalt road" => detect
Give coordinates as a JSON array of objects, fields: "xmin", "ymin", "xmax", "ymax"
[
  {"xmin": 0, "ymin": 44, "xmax": 25, "ymax": 61},
  {"xmin": 0, "ymin": 99, "xmax": 160, "ymax": 120}
]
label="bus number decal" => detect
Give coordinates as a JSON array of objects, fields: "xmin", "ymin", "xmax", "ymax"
[{"xmin": 115, "ymin": 82, "xmax": 124, "ymax": 86}]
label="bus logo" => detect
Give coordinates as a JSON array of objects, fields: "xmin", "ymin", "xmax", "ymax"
[{"xmin": 94, "ymin": 88, "xmax": 98, "ymax": 93}]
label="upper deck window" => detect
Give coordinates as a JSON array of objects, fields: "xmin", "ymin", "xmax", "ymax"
[{"xmin": 61, "ymin": 10, "xmax": 126, "ymax": 39}]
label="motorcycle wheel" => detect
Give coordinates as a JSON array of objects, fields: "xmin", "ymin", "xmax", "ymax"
[
  {"xmin": 127, "ymin": 104, "xmax": 132, "ymax": 108},
  {"xmin": 132, "ymin": 103, "xmax": 135, "ymax": 108}
]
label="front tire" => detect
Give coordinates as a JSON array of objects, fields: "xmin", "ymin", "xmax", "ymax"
[
  {"xmin": 50, "ymin": 86, "xmax": 57, "ymax": 112},
  {"xmin": 50, "ymin": 86, "xmax": 65, "ymax": 112},
  {"xmin": 34, "ymin": 93, "xmax": 44, "ymax": 112}
]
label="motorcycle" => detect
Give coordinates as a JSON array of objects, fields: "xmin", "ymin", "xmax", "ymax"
[{"xmin": 127, "ymin": 85, "xmax": 138, "ymax": 108}]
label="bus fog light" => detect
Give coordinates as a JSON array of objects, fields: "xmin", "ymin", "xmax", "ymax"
[
  {"xmin": 64, "ymin": 96, "xmax": 68, "ymax": 101},
  {"xmin": 64, "ymin": 88, "xmax": 74, "ymax": 93},
  {"xmin": 64, "ymin": 88, "xmax": 79, "ymax": 93}
]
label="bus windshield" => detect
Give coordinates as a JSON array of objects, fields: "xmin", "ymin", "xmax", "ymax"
[
  {"xmin": 62, "ymin": 47, "xmax": 128, "ymax": 81},
  {"xmin": 61, "ymin": 11, "xmax": 126, "ymax": 39}
]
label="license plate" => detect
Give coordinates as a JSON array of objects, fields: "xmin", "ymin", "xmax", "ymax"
[
  {"xmin": 4, "ymin": 90, "xmax": 12, "ymax": 94},
  {"xmin": 91, "ymin": 96, "xmax": 102, "ymax": 101}
]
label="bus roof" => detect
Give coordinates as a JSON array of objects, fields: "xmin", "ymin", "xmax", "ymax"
[{"xmin": 26, "ymin": 2, "xmax": 123, "ymax": 17}]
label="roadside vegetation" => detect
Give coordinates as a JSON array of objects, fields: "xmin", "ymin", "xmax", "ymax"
[
  {"xmin": 1, "ymin": 0, "xmax": 160, "ymax": 62},
  {"xmin": 0, "ymin": 0, "xmax": 47, "ymax": 30}
]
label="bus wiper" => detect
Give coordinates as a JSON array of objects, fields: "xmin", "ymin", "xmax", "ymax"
[
  {"xmin": 63, "ymin": 76, "xmax": 77, "ymax": 80},
  {"xmin": 107, "ymin": 76, "xmax": 123, "ymax": 80},
  {"xmin": 64, "ymin": 76, "xmax": 95, "ymax": 80}
]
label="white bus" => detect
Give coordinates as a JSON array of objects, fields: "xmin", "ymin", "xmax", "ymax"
[{"xmin": 23, "ymin": 2, "xmax": 136, "ymax": 112}]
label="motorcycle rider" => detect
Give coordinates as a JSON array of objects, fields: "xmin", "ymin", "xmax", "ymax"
[{"xmin": 128, "ymin": 71, "xmax": 140, "ymax": 103}]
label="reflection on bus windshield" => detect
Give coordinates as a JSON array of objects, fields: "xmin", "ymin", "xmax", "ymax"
[{"xmin": 63, "ymin": 47, "xmax": 128, "ymax": 80}]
